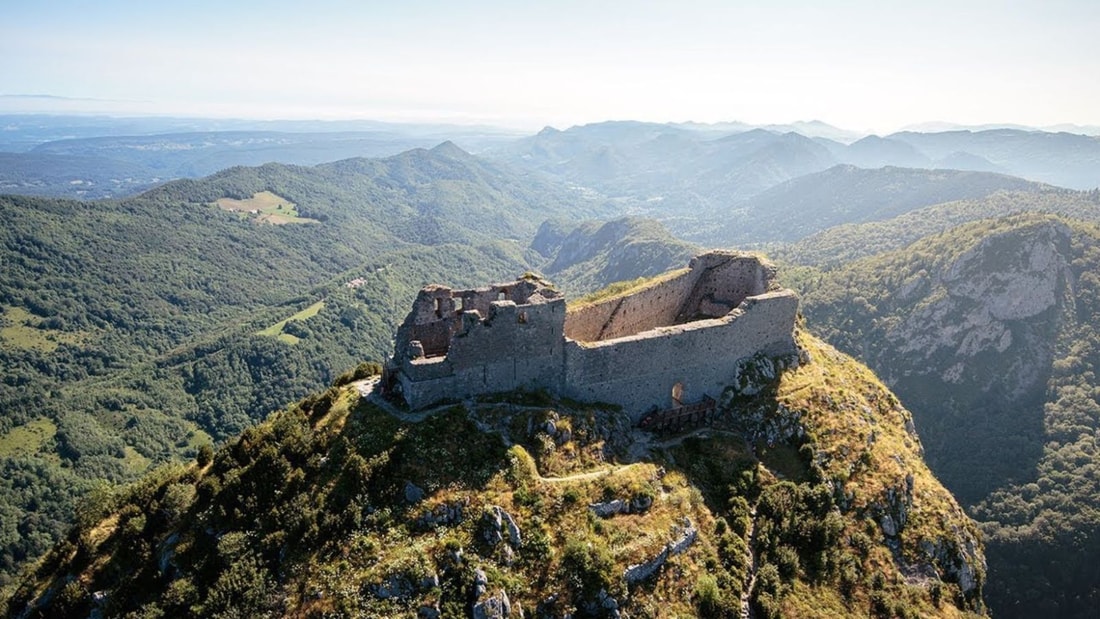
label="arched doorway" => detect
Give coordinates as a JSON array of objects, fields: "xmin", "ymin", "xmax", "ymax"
[{"xmin": 671, "ymin": 382, "xmax": 684, "ymax": 407}]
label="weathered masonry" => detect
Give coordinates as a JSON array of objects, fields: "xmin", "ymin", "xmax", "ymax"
[{"xmin": 383, "ymin": 251, "xmax": 799, "ymax": 420}]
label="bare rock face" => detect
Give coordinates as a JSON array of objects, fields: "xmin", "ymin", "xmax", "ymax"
[
  {"xmin": 470, "ymin": 569, "xmax": 517, "ymax": 619},
  {"xmin": 481, "ymin": 506, "xmax": 522, "ymax": 549},
  {"xmin": 919, "ymin": 527, "xmax": 986, "ymax": 601},
  {"xmin": 884, "ymin": 221, "xmax": 1072, "ymax": 398},
  {"xmin": 943, "ymin": 224, "xmax": 1066, "ymax": 321},
  {"xmin": 405, "ymin": 481, "xmax": 426, "ymax": 504}
]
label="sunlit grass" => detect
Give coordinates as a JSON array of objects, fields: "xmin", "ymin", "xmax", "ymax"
[
  {"xmin": 1, "ymin": 306, "xmax": 87, "ymax": 352},
  {"xmin": 0, "ymin": 418, "xmax": 57, "ymax": 457},
  {"xmin": 256, "ymin": 300, "xmax": 325, "ymax": 344},
  {"xmin": 566, "ymin": 268, "xmax": 689, "ymax": 311},
  {"xmin": 213, "ymin": 190, "xmax": 319, "ymax": 225}
]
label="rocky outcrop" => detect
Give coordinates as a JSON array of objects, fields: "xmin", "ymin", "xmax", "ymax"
[
  {"xmin": 588, "ymin": 494, "xmax": 653, "ymax": 518},
  {"xmin": 919, "ymin": 527, "xmax": 986, "ymax": 602},
  {"xmin": 623, "ymin": 518, "xmax": 697, "ymax": 585},
  {"xmin": 729, "ymin": 352, "xmax": 800, "ymax": 397},
  {"xmin": 416, "ymin": 498, "xmax": 468, "ymax": 529},
  {"xmin": 368, "ymin": 571, "xmax": 439, "ymax": 601},
  {"xmin": 885, "ymin": 221, "xmax": 1072, "ymax": 397},
  {"xmin": 404, "ymin": 481, "xmax": 426, "ymax": 504},
  {"xmin": 470, "ymin": 568, "xmax": 517, "ymax": 618},
  {"xmin": 872, "ymin": 475, "xmax": 914, "ymax": 539},
  {"xmin": 481, "ymin": 506, "xmax": 522, "ymax": 549},
  {"xmin": 576, "ymin": 588, "xmax": 622, "ymax": 619}
]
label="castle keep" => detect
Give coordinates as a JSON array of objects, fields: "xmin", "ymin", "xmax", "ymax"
[{"xmin": 383, "ymin": 251, "xmax": 799, "ymax": 420}]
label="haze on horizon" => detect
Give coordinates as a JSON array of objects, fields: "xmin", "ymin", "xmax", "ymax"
[{"xmin": 2, "ymin": 0, "xmax": 1099, "ymax": 133}]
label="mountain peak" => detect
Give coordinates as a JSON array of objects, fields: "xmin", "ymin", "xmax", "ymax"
[
  {"xmin": 5, "ymin": 325, "xmax": 987, "ymax": 618},
  {"xmin": 429, "ymin": 140, "xmax": 470, "ymax": 158}
]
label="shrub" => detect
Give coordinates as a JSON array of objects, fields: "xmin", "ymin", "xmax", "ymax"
[
  {"xmin": 560, "ymin": 536, "xmax": 617, "ymax": 599},
  {"xmin": 694, "ymin": 574, "xmax": 725, "ymax": 616},
  {"xmin": 196, "ymin": 443, "xmax": 214, "ymax": 467}
]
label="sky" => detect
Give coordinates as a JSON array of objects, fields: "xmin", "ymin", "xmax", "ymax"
[{"xmin": 2, "ymin": 0, "xmax": 1099, "ymax": 133}]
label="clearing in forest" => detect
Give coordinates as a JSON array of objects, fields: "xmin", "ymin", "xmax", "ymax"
[
  {"xmin": 213, "ymin": 190, "xmax": 319, "ymax": 225},
  {"xmin": 257, "ymin": 300, "xmax": 326, "ymax": 344},
  {"xmin": 0, "ymin": 418, "xmax": 57, "ymax": 458},
  {"xmin": 0, "ymin": 306, "xmax": 87, "ymax": 352}
]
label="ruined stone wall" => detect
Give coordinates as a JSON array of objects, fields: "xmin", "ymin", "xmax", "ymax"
[
  {"xmin": 564, "ymin": 269, "xmax": 697, "ymax": 343},
  {"xmin": 562, "ymin": 291, "xmax": 798, "ymax": 416},
  {"xmin": 397, "ymin": 286, "xmax": 461, "ymax": 359},
  {"xmin": 454, "ymin": 281, "xmax": 541, "ymax": 318},
  {"xmin": 675, "ymin": 254, "xmax": 774, "ymax": 322},
  {"xmin": 394, "ymin": 298, "xmax": 566, "ymax": 409},
  {"xmin": 396, "ymin": 280, "xmax": 553, "ymax": 360},
  {"xmin": 388, "ymin": 252, "xmax": 799, "ymax": 418}
]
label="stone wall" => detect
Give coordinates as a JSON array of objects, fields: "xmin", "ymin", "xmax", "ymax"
[
  {"xmin": 386, "ymin": 251, "xmax": 799, "ymax": 419},
  {"xmin": 563, "ymin": 253, "xmax": 777, "ymax": 344},
  {"xmin": 564, "ymin": 269, "xmax": 698, "ymax": 343},
  {"xmin": 674, "ymin": 253, "xmax": 774, "ymax": 321},
  {"xmin": 393, "ymin": 294, "xmax": 566, "ymax": 409},
  {"xmin": 562, "ymin": 291, "xmax": 798, "ymax": 414}
]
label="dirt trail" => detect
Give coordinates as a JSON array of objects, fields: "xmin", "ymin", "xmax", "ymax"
[
  {"xmin": 535, "ymin": 463, "xmax": 639, "ymax": 483},
  {"xmin": 740, "ymin": 500, "xmax": 761, "ymax": 619}
]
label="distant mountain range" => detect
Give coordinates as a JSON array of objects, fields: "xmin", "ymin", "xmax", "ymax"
[
  {"xmin": 3, "ymin": 115, "xmax": 1099, "ymax": 203},
  {"xmin": 0, "ymin": 114, "xmax": 526, "ymax": 199},
  {"xmin": 902, "ymin": 120, "xmax": 1100, "ymax": 136},
  {"xmin": 494, "ymin": 121, "xmax": 1100, "ymax": 238}
]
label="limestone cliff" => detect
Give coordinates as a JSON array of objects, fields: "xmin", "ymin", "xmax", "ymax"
[
  {"xmin": 883, "ymin": 218, "xmax": 1070, "ymax": 399},
  {"xmin": 802, "ymin": 216, "xmax": 1076, "ymax": 502},
  {"xmin": 798, "ymin": 213, "xmax": 1100, "ymax": 618}
]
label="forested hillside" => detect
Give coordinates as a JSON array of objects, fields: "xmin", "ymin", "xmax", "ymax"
[
  {"xmin": 531, "ymin": 217, "xmax": 698, "ymax": 295},
  {"xmin": 791, "ymin": 213, "xmax": 1100, "ymax": 618},
  {"xmin": 0, "ymin": 143, "xmax": 602, "ymax": 594},
  {"xmin": 779, "ymin": 188, "xmax": 1100, "ymax": 266},
  {"xmin": 693, "ymin": 165, "xmax": 1046, "ymax": 246},
  {"xmin": 0, "ymin": 152, "xmax": 160, "ymax": 199}
]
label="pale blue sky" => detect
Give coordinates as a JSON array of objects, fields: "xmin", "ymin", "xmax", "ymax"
[{"xmin": 2, "ymin": 0, "xmax": 1098, "ymax": 131}]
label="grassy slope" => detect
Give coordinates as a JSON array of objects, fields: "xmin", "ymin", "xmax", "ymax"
[{"xmin": 5, "ymin": 329, "xmax": 985, "ymax": 618}]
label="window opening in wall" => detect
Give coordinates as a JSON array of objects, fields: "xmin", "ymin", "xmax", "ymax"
[
  {"xmin": 672, "ymin": 382, "xmax": 684, "ymax": 407},
  {"xmin": 518, "ymin": 311, "xmax": 528, "ymax": 324},
  {"xmin": 498, "ymin": 291, "xmax": 507, "ymax": 301},
  {"xmin": 455, "ymin": 297, "xmax": 464, "ymax": 311},
  {"xmin": 434, "ymin": 298, "xmax": 442, "ymax": 317}
]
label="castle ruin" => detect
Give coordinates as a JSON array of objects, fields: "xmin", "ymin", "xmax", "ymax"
[{"xmin": 383, "ymin": 251, "xmax": 799, "ymax": 420}]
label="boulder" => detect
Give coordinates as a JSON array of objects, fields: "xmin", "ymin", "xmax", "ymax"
[{"xmin": 405, "ymin": 481, "xmax": 426, "ymax": 504}]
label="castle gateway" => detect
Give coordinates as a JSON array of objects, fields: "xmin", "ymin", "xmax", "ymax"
[{"xmin": 383, "ymin": 251, "xmax": 799, "ymax": 420}]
